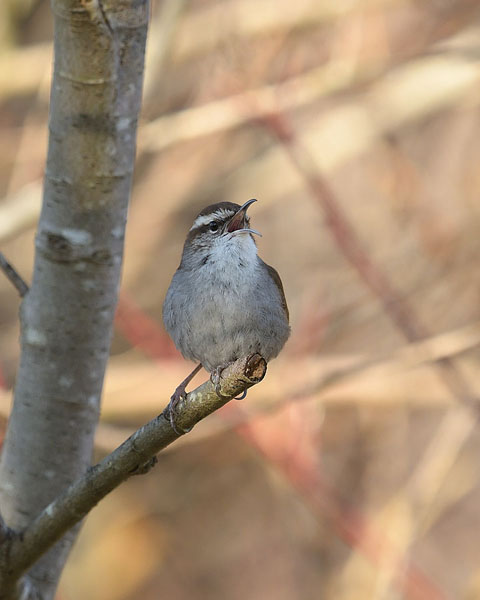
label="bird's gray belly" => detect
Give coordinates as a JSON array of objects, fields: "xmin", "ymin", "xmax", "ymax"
[{"xmin": 165, "ymin": 272, "xmax": 289, "ymax": 372}]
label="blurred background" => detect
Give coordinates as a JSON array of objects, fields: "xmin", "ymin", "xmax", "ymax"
[{"xmin": 1, "ymin": 0, "xmax": 480, "ymax": 598}]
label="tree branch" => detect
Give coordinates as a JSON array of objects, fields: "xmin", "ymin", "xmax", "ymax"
[
  {"xmin": 0, "ymin": 2, "xmax": 150, "ymax": 597},
  {"xmin": 0, "ymin": 252, "xmax": 29, "ymax": 297},
  {"xmin": 0, "ymin": 354, "xmax": 266, "ymax": 586}
]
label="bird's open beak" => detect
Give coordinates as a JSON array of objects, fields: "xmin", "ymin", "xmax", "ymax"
[{"xmin": 227, "ymin": 198, "xmax": 262, "ymax": 237}]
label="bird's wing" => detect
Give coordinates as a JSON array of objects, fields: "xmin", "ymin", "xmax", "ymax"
[{"xmin": 259, "ymin": 258, "xmax": 289, "ymax": 321}]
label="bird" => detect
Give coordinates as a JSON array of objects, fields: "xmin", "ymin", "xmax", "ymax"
[{"xmin": 163, "ymin": 198, "xmax": 290, "ymax": 430}]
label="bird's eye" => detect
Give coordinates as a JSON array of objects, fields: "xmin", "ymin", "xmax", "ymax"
[{"xmin": 209, "ymin": 221, "xmax": 219, "ymax": 232}]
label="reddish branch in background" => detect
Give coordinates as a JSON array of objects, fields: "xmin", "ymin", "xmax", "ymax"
[
  {"xmin": 262, "ymin": 111, "xmax": 477, "ymax": 408},
  {"xmin": 116, "ymin": 290, "xmax": 446, "ymax": 599},
  {"xmin": 115, "ymin": 292, "xmax": 178, "ymax": 361},
  {"xmin": 238, "ymin": 407, "xmax": 448, "ymax": 600},
  {"xmin": 110, "ymin": 109, "xmax": 461, "ymax": 598}
]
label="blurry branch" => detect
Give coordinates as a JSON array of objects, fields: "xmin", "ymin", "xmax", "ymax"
[
  {"xmin": 3, "ymin": 59, "xmax": 348, "ymax": 241},
  {"xmin": 345, "ymin": 411, "xmax": 477, "ymax": 599},
  {"xmin": 0, "ymin": 0, "xmax": 393, "ymax": 100},
  {"xmin": 225, "ymin": 57, "xmax": 480, "ymax": 206},
  {"xmin": 143, "ymin": 44, "xmax": 480, "ymax": 154},
  {"xmin": 70, "ymin": 319, "xmax": 480, "ymax": 452},
  {"xmin": 97, "ymin": 318, "xmax": 480, "ymax": 420},
  {"xmin": 0, "ymin": 0, "xmax": 41, "ymax": 51},
  {"xmin": 140, "ymin": 48, "xmax": 480, "ymax": 207},
  {"xmin": 266, "ymin": 111, "xmax": 478, "ymax": 405},
  {"xmin": 2, "ymin": 59, "xmax": 344, "ymax": 242},
  {"xmin": 172, "ymin": 0, "xmax": 402, "ymax": 61},
  {"xmin": 390, "ymin": 320, "xmax": 480, "ymax": 370},
  {"xmin": 161, "ymin": 27, "xmax": 480, "ymax": 209},
  {"xmin": 0, "ymin": 252, "xmax": 29, "ymax": 297},
  {"xmin": 141, "ymin": 61, "xmax": 359, "ymax": 152},
  {"xmin": 266, "ymin": 110, "xmax": 479, "ymax": 598},
  {"xmin": 0, "ymin": 355, "xmax": 266, "ymax": 589},
  {"xmin": 4, "ymin": 318, "xmax": 480, "ymax": 433},
  {"xmin": 115, "ymin": 292, "xmax": 178, "ymax": 361},
  {"xmin": 0, "ymin": 42, "xmax": 52, "ymax": 100},
  {"xmin": 4, "ymin": 64, "xmax": 50, "ymax": 198},
  {"xmin": 3, "ymin": 28, "xmax": 480, "ymax": 245},
  {"xmin": 0, "ymin": 181, "xmax": 41, "ymax": 244},
  {"xmin": 406, "ymin": 407, "xmax": 475, "ymax": 528},
  {"xmin": 0, "ymin": 57, "xmax": 49, "ymax": 246},
  {"xmin": 143, "ymin": 0, "xmax": 187, "ymax": 104},
  {"xmin": 1, "ymin": 3, "xmax": 478, "ymax": 102},
  {"xmin": 237, "ymin": 410, "xmax": 448, "ymax": 600}
]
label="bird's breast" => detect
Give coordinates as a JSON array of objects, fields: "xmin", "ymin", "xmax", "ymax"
[{"xmin": 163, "ymin": 237, "xmax": 290, "ymax": 370}]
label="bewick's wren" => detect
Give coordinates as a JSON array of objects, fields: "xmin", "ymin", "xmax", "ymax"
[{"xmin": 163, "ymin": 199, "xmax": 290, "ymax": 429}]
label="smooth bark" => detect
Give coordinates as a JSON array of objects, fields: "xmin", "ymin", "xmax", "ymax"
[{"xmin": 0, "ymin": 1, "xmax": 148, "ymax": 598}]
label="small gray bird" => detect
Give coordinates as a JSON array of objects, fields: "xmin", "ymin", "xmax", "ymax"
[{"xmin": 163, "ymin": 199, "xmax": 290, "ymax": 423}]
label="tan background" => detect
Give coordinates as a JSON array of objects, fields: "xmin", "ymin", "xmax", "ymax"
[{"xmin": 1, "ymin": 1, "xmax": 480, "ymax": 598}]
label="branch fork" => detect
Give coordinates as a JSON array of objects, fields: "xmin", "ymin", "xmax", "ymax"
[{"xmin": 0, "ymin": 354, "xmax": 267, "ymax": 598}]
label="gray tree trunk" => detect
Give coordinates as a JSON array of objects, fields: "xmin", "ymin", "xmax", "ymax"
[{"xmin": 0, "ymin": 1, "xmax": 148, "ymax": 598}]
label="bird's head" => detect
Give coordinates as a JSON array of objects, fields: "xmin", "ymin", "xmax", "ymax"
[{"xmin": 181, "ymin": 199, "xmax": 261, "ymax": 266}]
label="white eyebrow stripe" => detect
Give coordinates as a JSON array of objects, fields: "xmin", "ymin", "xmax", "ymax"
[{"xmin": 189, "ymin": 209, "xmax": 234, "ymax": 231}]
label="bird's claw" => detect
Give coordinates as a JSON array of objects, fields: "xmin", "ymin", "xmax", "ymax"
[
  {"xmin": 167, "ymin": 387, "xmax": 192, "ymax": 435},
  {"xmin": 211, "ymin": 365, "xmax": 230, "ymax": 400},
  {"xmin": 210, "ymin": 365, "xmax": 247, "ymax": 400}
]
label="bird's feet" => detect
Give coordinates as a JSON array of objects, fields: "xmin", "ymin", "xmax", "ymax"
[
  {"xmin": 210, "ymin": 364, "xmax": 248, "ymax": 400},
  {"xmin": 167, "ymin": 363, "xmax": 203, "ymax": 435},
  {"xmin": 167, "ymin": 383, "xmax": 192, "ymax": 435}
]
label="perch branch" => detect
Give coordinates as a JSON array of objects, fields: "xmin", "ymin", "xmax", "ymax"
[
  {"xmin": 0, "ymin": 252, "xmax": 29, "ymax": 297},
  {"xmin": 0, "ymin": 354, "xmax": 266, "ymax": 584}
]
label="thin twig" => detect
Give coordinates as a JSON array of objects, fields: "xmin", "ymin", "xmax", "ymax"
[
  {"xmin": 0, "ymin": 252, "xmax": 29, "ymax": 297},
  {"xmin": 0, "ymin": 354, "xmax": 266, "ymax": 587}
]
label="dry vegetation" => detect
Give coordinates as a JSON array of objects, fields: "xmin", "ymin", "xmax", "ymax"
[{"xmin": 1, "ymin": 0, "xmax": 480, "ymax": 598}]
